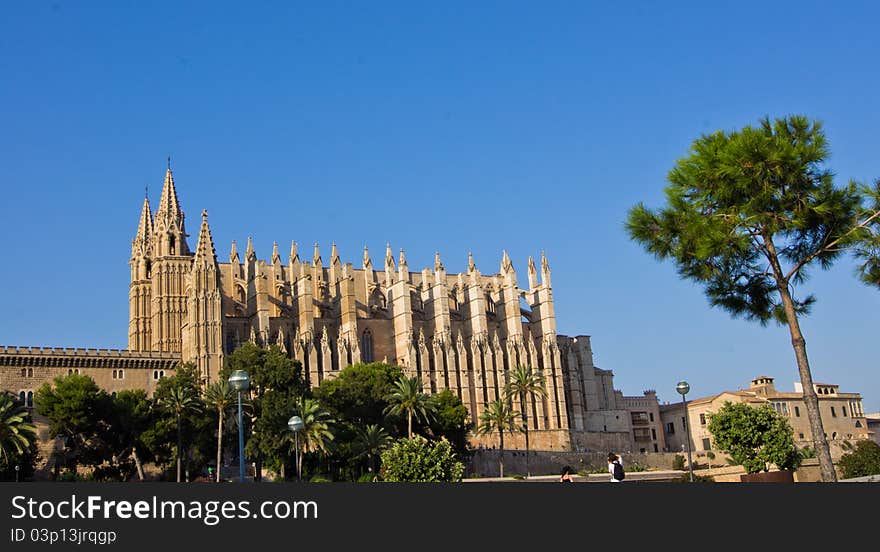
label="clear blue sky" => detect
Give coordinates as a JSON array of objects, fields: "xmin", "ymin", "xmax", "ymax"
[{"xmin": 1, "ymin": 1, "xmax": 878, "ymax": 411}]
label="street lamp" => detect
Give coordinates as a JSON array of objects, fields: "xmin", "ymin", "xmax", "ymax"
[
  {"xmin": 287, "ymin": 415, "xmax": 304, "ymax": 482},
  {"xmin": 676, "ymin": 381, "xmax": 694, "ymax": 482},
  {"xmin": 228, "ymin": 370, "xmax": 251, "ymax": 483},
  {"xmin": 14, "ymin": 464, "xmax": 20, "ymax": 483}
]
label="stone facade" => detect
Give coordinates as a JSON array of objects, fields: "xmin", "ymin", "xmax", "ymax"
[
  {"xmin": 0, "ymin": 163, "xmax": 648, "ymax": 453},
  {"xmin": 659, "ymin": 376, "xmax": 871, "ymax": 461}
]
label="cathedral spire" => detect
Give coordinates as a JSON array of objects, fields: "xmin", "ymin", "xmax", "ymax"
[
  {"xmin": 385, "ymin": 243, "xmax": 395, "ymax": 269},
  {"xmin": 313, "ymin": 243, "xmax": 322, "ymax": 266},
  {"xmin": 132, "ymin": 196, "xmax": 153, "ymax": 258},
  {"xmin": 155, "ymin": 163, "xmax": 183, "ymax": 227},
  {"xmin": 527, "ymin": 255, "xmax": 538, "ymax": 289},
  {"xmin": 245, "ymin": 236, "xmax": 256, "ymax": 262},
  {"xmin": 399, "ymin": 248, "xmax": 408, "ymax": 268},
  {"xmin": 271, "ymin": 241, "xmax": 281, "ymax": 264},
  {"xmin": 434, "ymin": 251, "xmax": 444, "ymax": 272},
  {"xmin": 229, "ymin": 240, "xmax": 239, "ymax": 264},
  {"xmin": 331, "ymin": 242, "xmax": 340, "ymax": 266},
  {"xmin": 501, "ymin": 250, "xmax": 513, "ymax": 274},
  {"xmin": 153, "ymin": 160, "xmax": 189, "ymax": 256},
  {"xmin": 193, "ymin": 209, "xmax": 217, "ymax": 264},
  {"xmin": 363, "ymin": 245, "xmax": 372, "ymax": 270},
  {"xmin": 467, "ymin": 252, "xmax": 476, "ymax": 273},
  {"xmin": 540, "ymin": 250, "xmax": 552, "ymax": 288}
]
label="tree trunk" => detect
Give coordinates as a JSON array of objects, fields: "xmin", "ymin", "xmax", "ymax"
[
  {"xmin": 280, "ymin": 462, "xmax": 286, "ymax": 481},
  {"xmin": 775, "ymin": 282, "xmax": 837, "ymax": 482},
  {"xmin": 176, "ymin": 414, "xmax": 182, "ymax": 483},
  {"xmin": 407, "ymin": 410, "xmax": 412, "ymax": 439},
  {"xmin": 499, "ymin": 429, "xmax": 505, "ymax": 478},
  {"xmin": 132, "ymin": 449, "xmax": 145, "ymax": 481},
  {"xmin": 521, "ymin": 391, "xmax": 530, "ymax": 478},
  {"xmin": 216, "ymin": 409, "xmax": 223, "ymax": 483},
  {"xmin": 763, "ymin": 236, "xmax": 836, "ymax": 482}
]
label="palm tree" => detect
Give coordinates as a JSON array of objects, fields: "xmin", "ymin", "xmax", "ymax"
[
  {"xmin": 476, "ymin": 399, "xmax": 522, "ymax": 478},
  {"xmin": 503, "ymin": 365, "xmax": 547, "ymax": 478},
  {"xmin": 291, "ymin": 396, "xmax": 334, "ymax": 480},
  {"xmin": 384, "ymin": 376, "xmax": 434, "ymax": 438},
  {"xmin": 203, "ymin": 381, "xmax": 235, "ymax": 483},
  {"xmin": 161, "ymin": 383, "xmax": 202, "ymax": 482},
  {"xmin": 353, "ymin": 424, "xmax": 393, "ymax": 476},
  {"xmin": 0, "ymin": 393, "xmax": 37, "ymax": 470}
]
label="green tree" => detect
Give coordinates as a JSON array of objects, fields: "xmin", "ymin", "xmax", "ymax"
[
  {"xmin": 425, "ymin": 388, "xmax": 472, "ymax": 458},
  {"xmin": 290, "ymin": 396, "xmax": 335, "ymax": 480},
  {"xmin": 108, "ymin": 390, "xmax": 153, "ymax": 481},
  {"xmin": 221, "ymin": 343, "xmax": 307, "ymax": 481},
  {"xmin": 476, "ymin": 399, "xmax": 522, "ymax": 478},
  {"xmin": 837, "ymin": 440, "xmax": 880, "ymax": 479},
  {"xmin": 160, "ymin": 381, "xmax": 202, "ymax": 482},
  {"xmin": 707, "ymin": 402, "xmax": 801, "ymax": 474},
  {"xmin": 379, "ymin": 435, "xmax": 464, "ymax": 482},
  {"xmin": 314, "ymin": 362, "xmax": 403, "ymax": 426},
  {"xmin": 503, "ymin": 364, "xmax": 547, "ymax": 478},
  {"xmin": 0, "ymin": 393, "xmax": 37, "ymax": 477},
  {"xmin": 35, "ymin": 373, "xmax": 109, "ymax": 475},
  {"xmin": 626, "ymin": 115, "xmax": 880, "ymax": 482},
  {"xmin": 384, "ymin": 376, "xmax": 434, "ymax": 438},
  {"xmin": 353, "ymin": 423, "xmax": 393, "ymax": 476},
  {"xmin": 203, "ymin": 381, "xmax": 235, "ymax": 482}
]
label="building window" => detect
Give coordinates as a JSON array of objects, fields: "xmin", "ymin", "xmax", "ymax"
[
  {"xmin": 831, "ymin": 407, "xmax": 837, "ymax": 417},
  {"xmin": 26, "ymin": 391, "xmax": 34, "ymax": 408},
  {"xmin": 831, "ymin": 432, "xmax": 837, "ymax": 440},
  {"xmin": 119, "ymin": 369, "xmax": 124, "ymax": 379},
  {"xmin": 855, "ymin": 421, "xmax": 862, "ymax": 428},
  {"xmin": 19, "ymin": 391, "xmax": 26, "ymax": 404},
  {"xmin": 699, "ymin": 413, "xmax": 706, "ymax": 425},
  {"xmin": 113, "ymin": 370, "xmax": 118, "ymax": 379},
  {"xmin": 799, "ymin": 433, "xmax": 805, "ymax": 439},
  {"xmin": 153, "ymin": 370, "xmax": 159, "ymax": 380},
  {"xmin": 68, "ymin": 369, "xmax": 73, "ymax": 376},
  {"xmin": 842, "ymin": 406, "xmax": 847, "ymax": 417},
  {"xmin": 666, "ymin": 422, "xmax": 675, "ymax": 435},
  {"xmin": 20, "ymin": 368, "xmax": 26, "ymax": 377},
  {"xmin": 651, "ymin": 428, "xmax": 657, "ymax": 440},
  {"xmin": 649, "ymin": 412, "xmax": 654, "ymax": 422},
  {"xmin": 702, "ymin": 438, "xmax": 711, "ymax": 451},
  {"xmin": 794, "ymin": 406, "xmax": 800, "ymax": 417}
]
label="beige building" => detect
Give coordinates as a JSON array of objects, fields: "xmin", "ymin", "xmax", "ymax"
[
  {"xmin": 1, "ymin": 163, "xmax": 648, "ymax": 453},
  {"xmin": 620, "ymin": 390, "xmax": 666, "ymax": 453},
  {"xmin": 659, "ymin": 376, "xmax": 871, "ymax": 460}
]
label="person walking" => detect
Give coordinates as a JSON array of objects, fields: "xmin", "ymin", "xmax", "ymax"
[
  {"xmin": 608, "ymin": 453, "xmax": 625, "ymax": 483},
  {"xmin": 559, "ymin": 466, "xmax": 574, "ymax": 482}
]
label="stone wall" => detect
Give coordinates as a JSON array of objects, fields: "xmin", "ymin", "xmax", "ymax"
[{"xmin": 468, "ymin": 449, "xmax": 683, "ymax": 477}]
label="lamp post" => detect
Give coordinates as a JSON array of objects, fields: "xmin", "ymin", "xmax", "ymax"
[
  {"xmin": 228, "ymin": 370, "xmax": 251, "ymax": 483},
  {"xmin": 14, "ymin": 465, "xmax": 20, "ymax": 483},
  {"xmin": 287, "ymin": 415, "xmax": 304, "ymax": 482},
  {"xmin": 676, "ymin": 381, "xmax": 694, "ymax": 482}
]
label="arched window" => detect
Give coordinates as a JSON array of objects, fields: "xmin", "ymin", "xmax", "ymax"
[
  {"xmin": 28, "ymin": 368, "xmax": 33, "ymax": 377},
  {"xmin": 153, "ymin": 370, "xmax": 159, "ymax": 380},
  {"xmin": 119, "ymin": 369, "xmax": 124, "ymax": 379},
  {"xmin": 485, "ymin": 294, "xmax": 495, "ymax": 315},
  {"xmin": 113, "ymin": 370, "xmax": 118, "ymax": 379},
  {"xmin": 169, "ymin": 235, "xmax": 176, "ymax": 255},
  {"xmin": 19, "ymin": 391, "xmax": 26, "ymax": 403},
  {"xmin": 68, "ymin": 369, "xmax": 73, "ymax": 376},
  {"xmin": 361, "ymin": 329, "xmax": 374, "ymax": 364},
  {"xmin": 111, "ymin": 392, "xmax": 117, "ymax": 399},
  {"xmin": 160, "ymin": 370, "xmax": 165, "ymax": 378},
  {"xmin": 146, "ymin": 260, "xmax": 152, "ymax": 278},
  {"xmin": 74, "ymin": 369, "xmax": 79, "ymax": 375},
  {"xmin": 26, "ymin": 391, "xmax": 33, "ymax": 408},
  {"xmin": 20, "ymin": 368, "xmax": 26, "ymax": 377}
]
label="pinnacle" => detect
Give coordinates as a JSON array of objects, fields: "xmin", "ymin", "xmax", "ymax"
[
  {"xmin": 155, "ymin": 165, "xmax": 183, "ymax": 223},
  {"xmin": 133, "ymin": 196, "xmax": 154, "ymax": 253},
  {"xmin": 194, "ymin": 209, "xmax": 217, "ymax": 263}
]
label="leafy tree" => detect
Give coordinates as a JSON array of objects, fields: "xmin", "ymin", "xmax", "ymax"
[
  {"xmin": 379, "ymin": 435, "xmax": 464, "ymax": 482},
  {"xmin": 626, "ymin": 115, "xmax": 880, "ymax": 482},
  {"xmin": 384, "ymin": 376, "xmax": 435, "ymax": 438},
  {"xmin": 425, "ymin": 388, "xmax": 472, "ymax": 459},
  {"xmin": 672, "ymin": 454, "xmax": 686, "ymax": 471},
  {"xmin": 837, "ymin": 440, "xmax": 880, "ymax": 479},
  {"xmin": 108, "ymin": 390, "xmax": 153, "ymax": 481},
  {"xmin": 35, "ymin": 373, "xmax": 110, "ymax": 475},
  {"xmin": 290, "ymin": 396, "xmax": 334, "ymax": 480},
  {"xmin": 707, "ymin": 401, "xmax": 801, "ymax": 474},
  {"xmin": 314, "ymin": 362, "xmax": 403, "ymax": 426},
  {"xmin": 221, "ymin": 343, "xmax": 307, "ymax": 481},
  {"xmin": 353, "ymin": 423, "xmax": 393, "ymax": 476},
  {"xmin": 503, "ymin": 365, "xmax": 547, "ymax": 478},
  {"xmin": 476, "ymin": 399, "xmax": 522, "ymax": 478},
  {"xmin": 0, "ymin": 392, "xmax": 37, "ymax": 478},
  {"xmin": 159, "ymin": 380, "xmax": 202, "ymax": 482},
  {"xmin": 203, "ymin": 381, "xmax": 235, "ymax": 482}
]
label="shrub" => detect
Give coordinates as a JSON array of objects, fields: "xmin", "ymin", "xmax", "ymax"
[
  {"xmin": 380, "ymin": 435, "xmax": 464, "ymax": 482},
  {"xmin": 837, "ymin": 441, "xmax": 880, "ymax": 479},
  {"xmin": 672, "ymin": 454, "xmax": 685, "ymax": 471}
]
